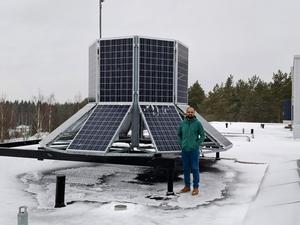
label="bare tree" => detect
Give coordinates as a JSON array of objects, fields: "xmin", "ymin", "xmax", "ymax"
[
  {"xmin": 0, "ymin": 94, "xmax": 6, "ymax": 142},
  {"xmin": 74, "ymin": 92, "xmax": 82, "ymax": 111},
  {"xmin": 47, "ymin": 94, "xmax": 55, "ymax": 132},
  {"xmin": 32, "ymin": 91, "xmax": 45, "ymax": 135}
]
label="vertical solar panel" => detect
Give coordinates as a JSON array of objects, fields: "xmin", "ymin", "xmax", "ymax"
[
  {"xmin": 99, "ymin": 38, "xmax": 133, "ymax": 102},
  {"xmin": 141, "ymin": 105, "xmax": 182, "ymax": 152},
  {"xmin": 67, "ymin": 105, "xmax": 130, "ymax": 152},
  {"xmin": 139, "ymin": 38, "xmax": 174, "ymax": 103},
  {"xmin": 177, "ymin": 43, "xmax": 188, "ymax": 104},
  {"xmin": 176, "ymin": 104, "xmax": 233, "ymax": 149}
]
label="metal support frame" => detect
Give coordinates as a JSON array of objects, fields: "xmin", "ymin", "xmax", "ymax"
[
  {"xmin": 166, "ymin": 161, "xmax": 175, "ymax": 195},
  {"xmin": 0, "ymin": 147, "xmax": 156, "ymax": 164},
  {"xmin": 55, "ymin": 175, "xmax": 66, "ymax": 208},
  {"xmin": 215, "ymin": 152, "xmax": 220, "ymax": 160},
  {"xmin": 0, "ymin": 141, "xmax": 180, "ymax": 195},
  {"xmin": 0, "ymin": 139, "xmax": 41, "ymax": 148},
  {"xmin": 251, "ymin": 129, "xmax": 254, "ymax": 138},
  {"xmin": 149, "ymin": 156, "xmax": 176, "ymax": 195},
  {"xmin": 131, "ymin": 36, "xmax": 140, "ymax": 148}
]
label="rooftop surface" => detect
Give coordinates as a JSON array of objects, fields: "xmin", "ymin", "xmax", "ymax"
[{"xmin": 0, "ymin": 122, "xmax": 300, "ymax": 225}]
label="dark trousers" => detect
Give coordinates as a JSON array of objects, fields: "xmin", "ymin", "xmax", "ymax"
[{"xmin": 181, "ymin": 149, "xmax": 200, "ymax": 189}]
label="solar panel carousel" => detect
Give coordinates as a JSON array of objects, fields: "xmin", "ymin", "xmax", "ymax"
[{"xmin": 0, "ymin": 36, "xmax": 232, "ymax": 195}]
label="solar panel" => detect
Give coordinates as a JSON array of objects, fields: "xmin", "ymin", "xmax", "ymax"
[
  {"xmin": 39, "ymin": 103, "xmax": 96, "ymax": 148},
  {"xmin": 177, "ymin": 43, "xmax": 188, "ymax": 104},
  {"xmin": 139, "ymin": 38, "xmax": 174, "ymax": 103},
  {"xmin": 99, "ymin": 38, "xmax": 133, "ymax": 102},
  {"xmin": 176, "ymin": 104, "xmax": 233, "ymax": 150},
  {"xmin": 67, "ymin": 105, "xmax": 131, "ymax": 152},
  {"xmin": 141, "ymin": 105, "xmax": 182, "ymax": 152}
]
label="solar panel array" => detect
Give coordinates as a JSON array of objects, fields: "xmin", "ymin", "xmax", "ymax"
[
  {"xmin": 177, "ymin": 105, "xmax": 233, "ymax": 149},
  {"xmin": 141, "ymin": 105, "xmax": 182, "ymax": 152},
  {"xmin": 139, "ymin": 38, "xmax": 174, "ymax": 103},
  {"xmin": 99, "ymin": 38, "xmax": 133, "ymax": 102},
  {"xmin": 67, "ymin": 105, "xmax": 130, "ymax": 152},
  {"xmin": 177, "ymin": 43, "xmax": 188, "ymax": 104}
]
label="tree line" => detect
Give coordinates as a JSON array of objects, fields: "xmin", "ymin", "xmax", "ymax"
[
  {"xmin": 0, "ymin": 93, "xmax": 87, "ymax": 142},
  {"xmin": 188, "ymin": 70, "xmax": 291, "ymax": 122},
  {"xmin": 0, "ymin": 70, "xmax": 291, "ymax": 142}
]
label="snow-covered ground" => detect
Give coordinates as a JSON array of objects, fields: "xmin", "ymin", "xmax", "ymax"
[{"xmin": 0, "ymin": 122, "xmax": 300, "ymax": 225}]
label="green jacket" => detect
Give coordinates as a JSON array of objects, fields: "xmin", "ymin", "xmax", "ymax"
[{"xmin": 178, "ymin": 116, "xmax": 205, "ymax": 151}]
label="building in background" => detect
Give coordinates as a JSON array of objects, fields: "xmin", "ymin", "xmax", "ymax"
[
  {"xmin": 292, "ymin": 55, "xmax": 300, "ymax": 138},
  {"xmin": 8, "ymin": 125, "xmax": 31, "ymax": 139}
]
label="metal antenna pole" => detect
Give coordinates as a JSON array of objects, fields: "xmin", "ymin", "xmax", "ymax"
[{"xmin": 99, "ymin": 0, "xmax": 104, "ymax": 39}]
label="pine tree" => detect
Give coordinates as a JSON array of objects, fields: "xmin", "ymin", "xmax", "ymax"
[{"xmin": 188, "ymin": 81, "xmax": 206, "ymax": 113}]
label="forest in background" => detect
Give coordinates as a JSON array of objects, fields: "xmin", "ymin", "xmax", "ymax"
[
  {"xmin": 0, "ymin": 70, "xmax": 291, "ymax": 142},
  {"xmin": 189, "ymin": 70, "xmax": 291, "ymax": 122},
  {"xmin": 0, "ymin": 93, "xmax": 87, "ymax": 142}
]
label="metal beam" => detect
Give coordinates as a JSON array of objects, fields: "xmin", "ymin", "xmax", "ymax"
[
  {"xmin": 0, "ymin": 147, "xmax": 178, "ymax": 168},
  {"xmin": 0, "ymin": 139, "xmax": 41, "ymax": 148}
]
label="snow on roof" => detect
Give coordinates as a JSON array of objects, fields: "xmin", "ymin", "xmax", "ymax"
[{"xmin": 1, "ymin": 122, "xmax": 300, "ymax": 225}]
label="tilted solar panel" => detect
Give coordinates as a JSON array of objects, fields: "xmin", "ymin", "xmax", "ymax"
[
  {"xmin": 141, "ymin": 105, "xmax": 182, "ymax": 152},
  {"xmin": 176, "ymin": 104, "xmax": 233, "ymax": 150},
  {"xmin": 67, "ymin": 105, "xmax": 131, "ymax": 153}
]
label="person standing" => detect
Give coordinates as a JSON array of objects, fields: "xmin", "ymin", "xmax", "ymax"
[{"xmin": 178, "ymin": 106, "xmax": 205, "ymax": 195}]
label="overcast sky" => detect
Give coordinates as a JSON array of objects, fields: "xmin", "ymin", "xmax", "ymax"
[{"xmin": 1, "ymin": 0, "xmax": 300, "ymax": 102}]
